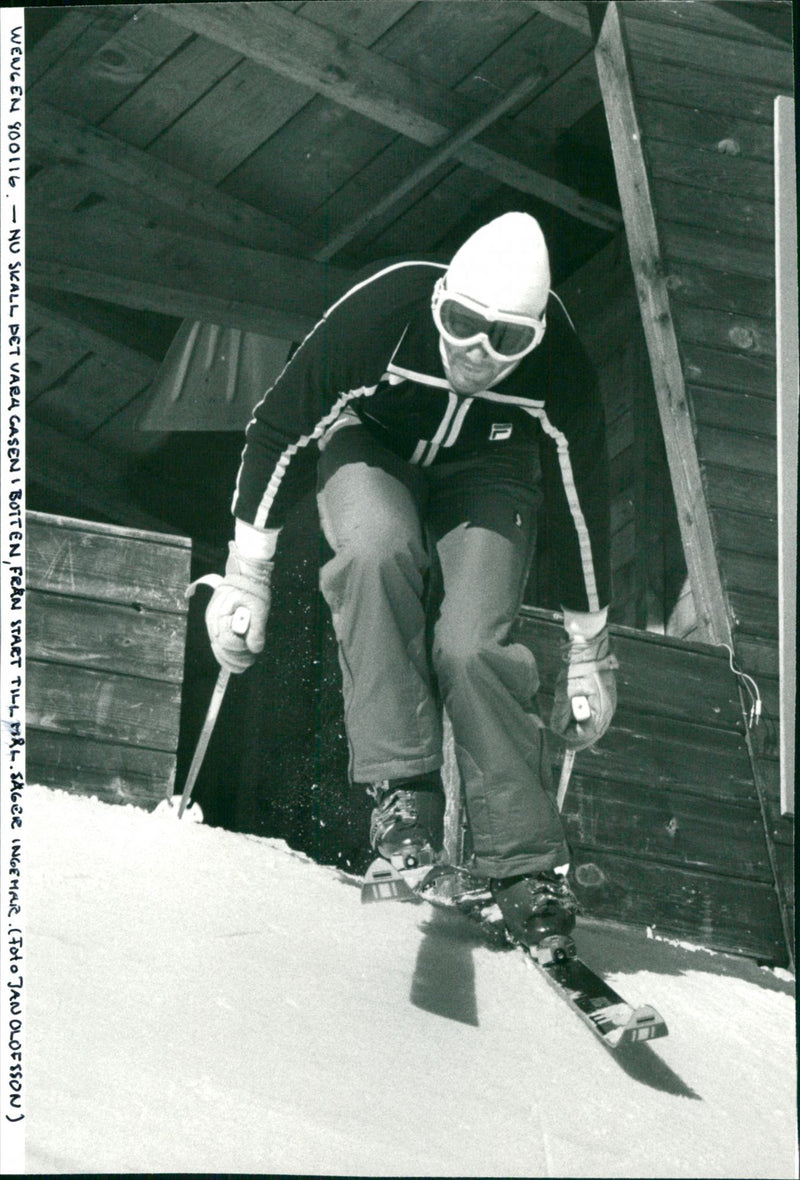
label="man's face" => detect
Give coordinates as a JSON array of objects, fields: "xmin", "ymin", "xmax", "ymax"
[{"xmin": 440, "ymin": 336, "xmax": 517, "ymax": 396}]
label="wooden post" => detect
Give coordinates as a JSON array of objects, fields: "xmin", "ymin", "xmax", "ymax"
[{"xmin": 594, "ymin": 2, "xmax": 733, "ymax": 648}]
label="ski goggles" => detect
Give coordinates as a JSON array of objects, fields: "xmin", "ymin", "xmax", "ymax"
[{"xmin": 431, "ymin": 277, "xmax": 547, "ymax": 362}]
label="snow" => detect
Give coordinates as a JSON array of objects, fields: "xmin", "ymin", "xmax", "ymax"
[{"xmin": 20, "ymin": 784, "xmax": 798, "ymax": 1177}]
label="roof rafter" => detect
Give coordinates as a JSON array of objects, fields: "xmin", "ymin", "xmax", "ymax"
[{"xmin": 158, "ymin": 2, "xmax": 621, "ymax": 232}]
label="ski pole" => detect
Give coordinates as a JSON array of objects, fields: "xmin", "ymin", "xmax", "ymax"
[
  {"xmin": 556, "ymin": 695, "xmax": 590, "ymax": 812},
  {"xmin": 177, "ymin": 604, "xmax": 250, "ymax": 819}
]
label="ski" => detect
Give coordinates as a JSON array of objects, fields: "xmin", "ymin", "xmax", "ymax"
[{"xmin": 365, "ymin": 860, "xmax": 668, "ymax": 1050}]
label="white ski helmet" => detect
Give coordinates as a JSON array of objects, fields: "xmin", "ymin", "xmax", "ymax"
[{"xmin": 445, "ymin": 212, "xmax": 551, "ymax": 317}]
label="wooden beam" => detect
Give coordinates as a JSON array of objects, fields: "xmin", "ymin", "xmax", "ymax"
[
  {"xmin": 27, "ymin": 101, "xmax": 309, "ymax": 254},
  {"xmin": 27, "ymin": 209, "xmax": 351, "ymax": 339},
  {"xmin": 313, "ymin": 71, "xmax": 549, "ymax": 261},
  {"xmin": 27, "ymin": 297, "xmax": 157, "ymax": 381},
  {"xmin": 594, "ymin": 3, "xmax": 733, "ymax": 648},
  {"xmin": 523, "ymin": 1, "xmax": 592, "ymax": 38},
  {"xmin": 159, "ymin": 2, "xmax": 621, "ymax": 232}
]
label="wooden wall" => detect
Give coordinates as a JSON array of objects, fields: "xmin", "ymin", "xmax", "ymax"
[
  {"xmin": 512, "ymin": 607, "xmax": 787, "ymax": 965},
  {"xmin": 26, "ymin": 512, "xmax": 191, "ymax": 807},
  {"xmin": 595, "ymin": 1, "xmax": 793, "ymax": 959}
]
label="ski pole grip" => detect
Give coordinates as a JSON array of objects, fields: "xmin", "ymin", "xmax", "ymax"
[
  {"xmin": 571, "ymin": 695, "xmax": 591, "ymax": 723},
  {"xmin": 231, "ymin": 606, "xmax": 250, "ymax": 636}
]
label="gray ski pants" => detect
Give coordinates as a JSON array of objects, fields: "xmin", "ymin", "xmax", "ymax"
[{"xmin": 316, "ymin": 425, "xmax": 569, "ymax": 878}]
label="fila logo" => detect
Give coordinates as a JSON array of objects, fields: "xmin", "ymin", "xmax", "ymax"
[{"xmin": 489, "ymin": 423, "xmax": 513, "ymax": 441}]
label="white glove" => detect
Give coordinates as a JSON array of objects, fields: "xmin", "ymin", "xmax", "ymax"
[
  {"xmin": 551, "ymin": 608, "xmax": 618, "ymax": 750},
  {"xmin": 204, "ymin": 542, "xmax": 273, "ymax": 673}
]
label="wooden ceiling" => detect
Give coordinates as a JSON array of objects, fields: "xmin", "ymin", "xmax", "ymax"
[{"xmin": 24, "ymin": 1, "xmax": 632, "ymax": 539}]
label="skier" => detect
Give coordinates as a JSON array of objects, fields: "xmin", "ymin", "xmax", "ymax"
[{"xmin": 205, "ymin": 212, "xmax": 618, "ymax": 948}]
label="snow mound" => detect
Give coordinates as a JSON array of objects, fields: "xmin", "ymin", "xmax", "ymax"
[{"xmin": 24, "ymin": 785, "xmax": 797, "ymax": 1177}]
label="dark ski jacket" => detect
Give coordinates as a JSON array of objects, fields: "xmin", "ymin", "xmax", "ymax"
[{"xmin": 233, "ymin": 260, "xmax": 611, "ymax": 614}]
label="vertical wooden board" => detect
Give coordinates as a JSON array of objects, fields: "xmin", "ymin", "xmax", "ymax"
[
  {"xmin": 26, "ymin": 512, "xmax": 190, "ymax": 611},
  {"xmin": 27, "ymin": 591, "xmax": 188, "ymax": 682},
  {"xmin": 27, "ymin": 731, "xmax": 176, "ymax": 807},
  {"xmin": 27, "ymin": 660, "xmax": 182, "ymax": 750}
]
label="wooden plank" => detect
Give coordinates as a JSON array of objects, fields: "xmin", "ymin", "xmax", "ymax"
[
  {"xmin": 648, "ymin": 140, "xmax": 775, "ymax": 207},
  {"xmin": 714, "ymin": 509, "xmax": 778, "ymax": 560},
  {"xmin": 27, "ymin": 511, "xmax": 190, "ymax": 612},
  {"xmin": 622, "ymin": 1, "xmax": 791, "ymax": 48},
  {"xmin": 674, "ymin": 306, "xmax": 776, "ymax": 359},
  {"xmin": 691, "ymin": 386, "xmax": 775, "ymax": 440},
  {"xmin": 28, "ymin": 101, "xmax": 309, "ymax": 254},
  {"xmin": 30, "ymin": 352, "xmax": 152, "ymax": 441},
  {"xmin": 661, "ymin": 223, "xmax": 775, "ymax": 282},
  {"xmin": 363, "ymin": 164, "xmax": 498, "ymax": 259},
  {"xmin": 99, "ymin": 32, "xmax": 244, "ymax": 148},
  {"xmin": 730, "ymin": 591, "xmax": 779, "ymax": 640},
  {"xmin": 523, "ymin": 2, "xmax": 592, "ymax": 38},
  {"xmin": 298, "ymin": 0, "xmax": 416, "ymax": 45},
  {"xmin": 622, "ymin": 11, "xmax": 794, "ymax": 89},
  {"xmin": 224, "ymin": 98, "xmax": 395, "ymax": 226},
  {"xmin": 562, "ymin": 774, "xmax": 772, "ymax": 880},
  {"xmin": 27, "ymin": 731, "xmax": 175, "ymax": 807},
  {"xmin": 372, "ymin": 0, "xmax": 537, "ymax": 90},
  {"xmin": 631, "ymin": 56, "xmax": 786, "ymax": 124},
  {"xmin": 683, "ymin": 347, "xmax": 777, "ymax": 398},
  {"xmin": 159, "ymin": 3, "xmax": 621, "ymax": 231},
  {"xmin": 27, "ymin": 660, "xmax": 181, "ymax": 751},
  {"xmin": 27, "ymin": 420, "xmax": 181, "ymax": 536},
  {"xmin": 27, "ymin": 590, "xmax": 188, "ymax": 684},
  {"xmin": 28, "ymin": 7, "xmax": 137, "ymax": 96},
  {"xmin": 27, "ymin": 299, "xmax": 157, "ymax": 382},
  {"xmin": 654, "ymin": 182, "xmax": 775, "ymax": 243},
  {"xmin": 665, "ymin": 260, "xmax": 778, "ymax": 320},
  {"xmin": 27, "ymin": 210, "xmax": 351, "ymax": 339},
  {"xmin": 26, "ymin": 323, "xmax": 91, "ymax": 395},
  {"xmin": 562, "ymin": 712, "xmax": 755, "ymax": 802},
  {"xmin": 595, "ymin": 3, "xmax": 732, "ymax": 646},
  {"xmin": 570, "ymin": 848, "xmax": 786, "ymax": 962},
  {"xmin": 704, "ymin": 463, "xmax": 777, "ymax": 519},
  {"xmin": 34, "ymin": 8, "xmax": 191, "ymax": 126},
  {"xmin": 638, "ymin": 98, "xmax": 775, "ymax": 164},
  {"xmin": 27, "ymin": 9, "xmax": 100, "ymax": 86},
  {"xmin": 312, "ymin": 71, "xmax": 548, "ymax": 261},
  {"xmin": 719, "ymin": 550, "xmax": 778, "ymax": 598},
  {"xmin": 512, "ymin": 611, "xmax": 743, "ymax": 728},
  {"xmin": 696, "ymin": 424, "xmax": 777, "ymax": 477},
  {"xmin": 734, "ymin": 636, "xmax": 779, "ymax": 680},
  {"xmin": 152, "ymin": 59, "xmax": 316, "ymax": 188}
]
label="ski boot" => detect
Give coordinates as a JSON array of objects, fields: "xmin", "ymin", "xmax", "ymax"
[
  {"xmin": 367, "ymin": 772, "xmax": 445, "ymax": 871},
  {"xmin": 490, "ymin": 869, "xmax": 579, "ymax": 948}
]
